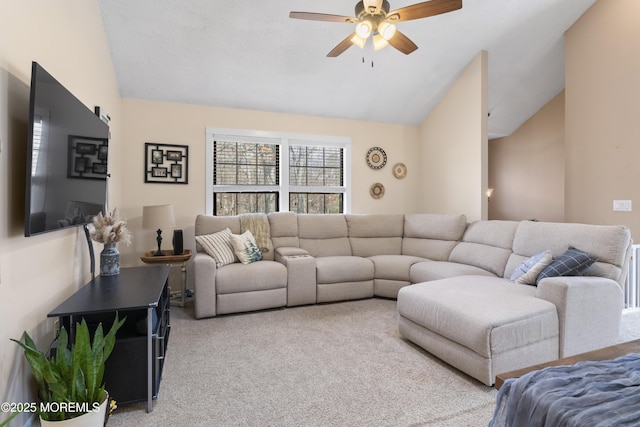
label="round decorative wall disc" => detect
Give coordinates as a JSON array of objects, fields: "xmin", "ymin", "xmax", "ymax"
[
  {"xmin": 366, "ymin": 147, "xmax": 387, "ymax": 169},
  {"xmin": 393, "ymin": 163, "xmax": 407, "ymax": 179},
  {"xmin": 370, "ymin": 182, "xmax": 385, "ymax": 199}
]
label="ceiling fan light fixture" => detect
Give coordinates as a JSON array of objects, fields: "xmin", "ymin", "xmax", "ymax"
[
  {"xmin": 355, "ymin": 20, "xmax": 373, "ymax": 39},
  {"xmin": 291, "ymin": 0, "xmax": 462, "ymax": 58},
  {"xmin": 351, "ymin": 34, "xmax": 367, "ymax": 49},
  {"xmin": 378, "ymin": 21, "xmax": 396, "ymax": 40},
  {"xmin": 373, "ymin": 34, "xmax": 389, "ymax": 50}
]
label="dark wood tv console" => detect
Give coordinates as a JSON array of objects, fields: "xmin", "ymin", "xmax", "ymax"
[{"xmin": 48, "ymin": 265, "xmax": 171, "ymax": 412}]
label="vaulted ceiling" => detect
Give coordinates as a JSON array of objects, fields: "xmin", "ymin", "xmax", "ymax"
[{"xmin": 97, "ymin": 0, "xmax": 596, "ymax": 139}]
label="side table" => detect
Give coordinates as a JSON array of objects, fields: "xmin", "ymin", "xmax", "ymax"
[{"xmin": 141, "ymin": 249, "xmax": 192, "ymax": 307}]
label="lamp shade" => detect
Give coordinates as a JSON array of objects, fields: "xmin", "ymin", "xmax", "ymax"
[
  {"xmin": 142, "ymin": 205, "xmax": 176, "ymax": 230},
  {"xmin": 378, "ymin": 21, "xmax": 396, "ymax": 41},
  {"xmin": 355, "ymin": 20, "xmax": 372, "ymax": 39}
]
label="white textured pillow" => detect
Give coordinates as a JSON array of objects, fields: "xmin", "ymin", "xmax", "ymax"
[
  {"xmin": 229, "ymin": 230, "xmax": 263, "ymax": 264},
  {"xmin": 195, "ymin": 228, "xmax": 236, "ymax": 267},
  {"xmin": 510, "ymin": 250, "xmax": 553, "ymax": 285}
]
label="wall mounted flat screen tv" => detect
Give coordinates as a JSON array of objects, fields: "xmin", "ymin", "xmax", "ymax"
[{"xmin": 25, "ymin": 62, "xmax": 109, "ymax": 237}]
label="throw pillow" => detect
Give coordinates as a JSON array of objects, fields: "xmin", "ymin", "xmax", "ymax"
[
  {"xmin": 536, "ymin": 246, "xmax": 599, "ymax": 284},
  {"xmin": 230, "ymin": 230, "xmax": 263, "ymax": 264},
  {"xmin": 195, "ymin": 228, "xmax": 236, "ymax": 268},
  {"xmin": 510, "ymin": 250, "xmax": 553, "ymax": 285}
]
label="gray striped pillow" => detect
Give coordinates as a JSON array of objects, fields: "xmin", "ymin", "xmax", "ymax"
[{"xmin": 195, "ymin": 228, "xmax": 236, "ymax": 267}]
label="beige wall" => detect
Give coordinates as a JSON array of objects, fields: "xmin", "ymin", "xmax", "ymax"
[
  {"xmin": 0, "ymin": 1, "xmax": 122, "ymax": 422},
  {"xmin": 488, "ymin": 91, "xmax": 565, "ymax": 222},
  {"xmin": 565, "ymin": 0, "xmax": 640, "ymax": 241},
  {"xmin": 118, "ymin": 50, "xmax": 488, "ymax": 264},
  {"xmin": 118, "ymin": 99, "xmax": 423, "ymax": 264},
  {"xmin": 418, "ymin": 51, "xmax": 489, "ymax": 222}
]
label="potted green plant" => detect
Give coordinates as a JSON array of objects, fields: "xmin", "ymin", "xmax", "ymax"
[{"xmin": 8, "ymin": 313, "xmax": 125, "ymax": 426}]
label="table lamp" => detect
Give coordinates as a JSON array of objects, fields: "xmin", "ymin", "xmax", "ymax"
[{"xmin": 142, "ymin": 204, "xmax": 176, "ymax": 256}]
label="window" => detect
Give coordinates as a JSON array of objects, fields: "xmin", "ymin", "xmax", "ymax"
[
  {"xmin": 206, "ymin": 129, "xmax": 351, "ymax": 215},
  {"xmin": 213, "ymin": 141, "xmax": 279, "ymax": 215},
  {"xmin": 289, "ymin": 145, "xmax": 344, "ymax": 214}
]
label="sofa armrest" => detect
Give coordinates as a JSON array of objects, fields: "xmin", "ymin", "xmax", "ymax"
[
  {"xmin": 536, "ymin": 276, "xmax": 624, "ymax": 357},
  {"xmin": 275, "ymin": 246, "xmax": 309, "ymax": 260},
  {"xmin": 193, "ymin": 252, "xmax": 218, "ymax": 319}
]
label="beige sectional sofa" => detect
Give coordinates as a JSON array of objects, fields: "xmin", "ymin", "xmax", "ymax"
[{"xmin": 193, "ymin": 212, "xmax": 632, "ymax": 385}]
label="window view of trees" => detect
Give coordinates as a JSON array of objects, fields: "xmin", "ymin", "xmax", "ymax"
[
  {"xmin": 289, "ymin": 193, "xmax": 343, "ymax": 214},
  {"xmin": 289, "ymin": 145, "xmax": 343, "ymax": 213},
  {"xmin": 214, "ymin": 142, "xmax": 278, "ymax": 186},
  {"xmin": 289, "ymin": 145, "xmax": 342, "ymax": 186},
  {"xmin": 213, "ymin": 139, "xmax": 345, "ymax": 215},
  {"xmin": 215, "ymin": 192, "xmax": 278, "ymax": 216}
]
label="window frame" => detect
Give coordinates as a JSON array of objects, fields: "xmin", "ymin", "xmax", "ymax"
[{"xmin": 205, "ymin": 128, "xmax": 351, "ymax": 215}]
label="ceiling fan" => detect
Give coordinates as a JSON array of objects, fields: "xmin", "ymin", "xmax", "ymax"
[{"xmin": 289, "ymin": 0, "xmax": 462, "ymax": 57}]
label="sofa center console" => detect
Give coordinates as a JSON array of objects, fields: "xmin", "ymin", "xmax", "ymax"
[{"xmin": 48, "ymin": 265, "xmax": 171, "ymax": 412}]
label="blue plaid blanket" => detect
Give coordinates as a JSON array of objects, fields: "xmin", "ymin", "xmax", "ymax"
[{"xmin": 489, "ymin": 353, "xmax": 640, "ymax": 427}]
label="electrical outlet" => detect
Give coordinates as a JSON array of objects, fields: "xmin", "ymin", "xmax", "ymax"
[
  {"xmin": 613, "ymin": 200, "xmax": 632, "ymax": 212},
  {"xmin": 53, "ymin": 318, "xmax": 60, "ymax": 339}
]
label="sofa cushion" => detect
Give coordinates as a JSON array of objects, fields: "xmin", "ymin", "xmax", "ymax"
[
  {"xmin": 510, "ymin": 250, "xmax": 552, "ymax": 285},
  {"xmin": 346, "ymin": 214, "xmax": 404, "ymax": 256},
  {"xmin": 350, "ymin": 237, "xmax": 403, "ymax": 257},
  {"xmin": 402, "ymin": 214, "xmax": 468, "ymax": 260},
  {"xmin": 268, "ymin": 212, "xmax": 299, "ymax": 249},
  {"xmin": 195, "ymin": 214, "xmax": 241, "ymax": 234},
  {"xmin": 298, "ymin": 214, "xmax": 352, "ymax": 257},
  {"xmin": 346, "ymin": 214, "xmax": 404, "ymax": 237},
  {"xmin": 410, "ymin": 261, "xmax": 495, "ymax": 283},
  {"xmin": 230, "ymin": 230, "xmax": 263, "ymax": 264},
  {"xmin": 315, "ymin": 256, "xmax": 374, "ymax": 284},
  {"xmin": 215, "ymin": 261, "xmax": 287, "ymax": 294},
  {"xmin": 195, "ymin": 228, "xmax": 237, "ymax": 267},
  {"xmin": 397, "ymin": 276, "xmax": 559, "ymax": 358},
  {"xmin": 404, "ymin": 213, "xmax": 468, "ymax": 241},
  {"xmin": 509, "ymin": 221, "xmax": 631, "ymax": 285},
  {"xmin": 298, "ymin": 214, "xmax": 348, "ymax": 238},
  {"xmin": 300, "ymin": 238, "xmax": 352, "ymax": 258},
  {"xmin": 448, "ymin": 220, "xmax": 519, "ymax": 277},
  {"xmin": 369, "ymin": 255, "xmax": 427, "ymax": 281},
  {"xmin": 536, "ymin": 246, "xmax": 599, "ymax": 284}
]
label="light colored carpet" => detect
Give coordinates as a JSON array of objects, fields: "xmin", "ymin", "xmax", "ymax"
[
  {"xmin": 107, "ymin": 301, "xmax": 640, "ymax": 427},
  {"xmin": 618, "ymin": 308, "xmax": 640, "ymax": 343}
]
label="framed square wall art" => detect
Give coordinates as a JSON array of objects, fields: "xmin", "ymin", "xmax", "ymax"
[
  {"xmin": 144, "ymin": 142, "xmax": 189, "ymax": 184},
  {"xmin": 67, "ymin": 135, "xmax": 108, "ymax": 180}
]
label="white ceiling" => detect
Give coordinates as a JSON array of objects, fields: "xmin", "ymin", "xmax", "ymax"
[{"xmin": 97, "ymin": 0, "xmax": 596, "ymax": 139}]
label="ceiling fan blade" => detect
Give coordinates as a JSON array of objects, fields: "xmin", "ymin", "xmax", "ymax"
[
  {"xmin": 388, "ymin": 30, "xmax": 419, "ymax": 55},
  {"xmin": 289, "ymin": 11, "xmax": 357, "ymax": 23},
  {"xmin": 327, "ymin": 32, "xmax": 357, "ymax": 57},
  {"xmin": 387, "ymin": 0, "xmax": 462, "ymax": 22}
]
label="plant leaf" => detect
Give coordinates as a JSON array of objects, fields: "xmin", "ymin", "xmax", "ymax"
[
  {"xmin": 71, "ymin": 320, "xmax": 90, "ymax": 404},
  {"xmin": 10, "ymin": 312, "xmax": 127, "ymax": 420}
]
